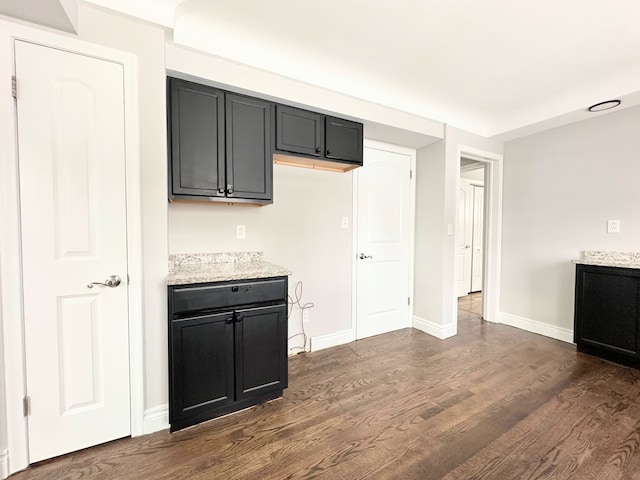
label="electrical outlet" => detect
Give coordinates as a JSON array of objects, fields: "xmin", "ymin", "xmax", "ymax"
[
  {"xmin": 302, "ymin": 309, "xmax": 310, "ymax": 324},
  {"xmin": 235, "ymin": 224, "xmax": 246, "ymax": 239},
  {"xmin": 607, "ymin": 219, "xmax": 620, "ymax": 234}
]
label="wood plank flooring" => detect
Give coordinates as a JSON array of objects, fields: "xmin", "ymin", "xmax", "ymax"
[{"xmin": 11, "ymin": 302, "xmax": 640, "ymax": 480}]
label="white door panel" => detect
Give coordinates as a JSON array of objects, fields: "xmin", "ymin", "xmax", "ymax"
[
  {"xmin": 356, "ymin": 146, "xmax": 411, "ymax": 340},
  {"xmin": 471, "ymin": 186, "xmax": 485, "ymax": 292},
  {"xmin": 456, "ymin": 180, "xmax": 474, "ymax": 297},
  {"xmin": 16, "ymin": 40, "xmax": 130, "ymax": 462}
]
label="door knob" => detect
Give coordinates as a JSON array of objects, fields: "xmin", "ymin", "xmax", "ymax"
[
  {"xmin": 359, "ymin": 253, "xmax": 373, "ymax": 260},
  {"xmin": 87, "ymin": 275, "xmax": 122, "ymax": 289}
]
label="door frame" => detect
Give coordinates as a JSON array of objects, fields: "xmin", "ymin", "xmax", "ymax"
[
  {"xmin": 0, "ymin": 21, "xmax": 143, "ymax": 475},
  {"xmin": 455, "ymin": 145, "xmax": 503, "ymax": 324},
  {"xmin": 352, "ymin": 139, "xmax": 417, "ymax": 339}
]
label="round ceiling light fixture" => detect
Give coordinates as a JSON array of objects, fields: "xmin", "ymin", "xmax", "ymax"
[{"xmin": 587, "ymin": 99, "xmax": 621, "ymax": 112}]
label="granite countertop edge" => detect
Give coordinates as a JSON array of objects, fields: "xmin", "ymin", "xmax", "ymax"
[
  {"xmin": 167, "ymin": 252, "xmax": 292, "ymax": 286},
  {"xmin": 571, "ymin": 259, "xmax": 640, "ymax": 269},
  {"xmin": 572, "ymin": 250, "xmax": 640, "ymax": 270}
]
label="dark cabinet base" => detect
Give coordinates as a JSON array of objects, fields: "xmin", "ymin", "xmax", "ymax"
[
  {"xmin": 574, "ymin": 264, "xmax": 640, "ymax": 369},
  {"xmin": 170, "ymin": 388, "xmax": 283, "ymax": 433},
  {"xmin": 169, "ymin": 277, "xmax": 288, "ymax": 432},
  {"xmin": 577, "ymin": 344, "xmax": 640, "ymax": 370}
]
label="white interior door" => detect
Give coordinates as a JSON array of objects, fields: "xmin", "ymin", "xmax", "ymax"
[
  {"xmin": 16, "ymin": 40, "xmax": 131, "ymax": 463},
  {"xmin": 456, "ymin": 179, "xmax": 474, "ymax": 297},
  {"xmin": 356, "ymin": 145, "xmax": 412, "ymax": 340},
  {"xmin": 471, "ymin": 185, "xmax": 485, "ymax": 292}
]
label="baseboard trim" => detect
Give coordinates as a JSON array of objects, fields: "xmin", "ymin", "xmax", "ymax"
[
  {"xmin": 311, "ymin": 328, "xmax": 356, "ymax": 352},
  {"xmin": 143, "ymin": 404, "xmax": 169, "ymax": 434},
  {"xmin": 0, "ymin": 448, "xmax": 9, "ymax": 479},
  {"xmin": 413, "ymin": 316, "xmax": 457, "ymax": 339},
  {"xmin": 500, "ymin": 312, "xmax": 574, "ymax": 344}
]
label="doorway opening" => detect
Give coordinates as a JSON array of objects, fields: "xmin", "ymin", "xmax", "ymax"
[
  {"xmin": 453, "ymin": 145, "xmax": 503, "ymax": 333},
  {"xmin": 457, "ymin": 159, "xmax": 485, "ymax": 322}
]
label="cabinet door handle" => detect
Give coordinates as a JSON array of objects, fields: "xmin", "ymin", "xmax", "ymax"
[
  {"xmin": 225, "ymin": 316, "xmax": 234, "ymax": 324},
  {"xmin": 326, "ymin": 150, "xmax": 332, "ymax": 156},
  {"xmin": 226, "ymin": 185, "xmax": 234, "ymax": 195},
  {"xmin": 315, "ymin": 147, "xmax": 321, "ymax": 154},
  {"xmin": 218, "ymin": 188, "xmax": 225, "ymax": 194},
  {"xmin": 235, "ymin": 314, "xmax": 244, "ymax": 323}
]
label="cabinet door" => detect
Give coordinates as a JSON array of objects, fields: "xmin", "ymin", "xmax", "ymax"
[
  {"xmin": 170, "ymin": 312, "xmax": 235, "ymax": 425},
  {"xmin": 275, "ymin": 105, "xmax": 323, "ymax": 157},
  {"xmin": 168, "ymin": 78, "xmax": 225, "ymax": 198},
  {"xmin": 576, "ymin": 266, "xmax": 640, "ymax": 358},
  {"xmin": 226, "ymin": 94, "xmax": 273, "ymax": 201},
  {"xmin": 324, "ymin": 116, "xmax": 363, "ymax": 164},
  {"xmin": 234, "ymin": 304, "xmax": 288, "ymax": 401}
]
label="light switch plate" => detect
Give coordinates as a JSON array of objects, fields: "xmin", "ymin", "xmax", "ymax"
[
  {"xmin": 235, "ymin": 224, "xmax": 246, "ymax": 239},
  {"xmin": 341, "ymin": 216, "xmax": 349, "ymax": 229},
  {"xmin": 607, "ymin": 219, "xmax": 620, "ymax": 234}
]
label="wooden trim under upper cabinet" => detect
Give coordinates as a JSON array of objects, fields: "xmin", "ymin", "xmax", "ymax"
[{"xmin": 273, "ymin": 153, "xmax": 359, "ymax": 173}]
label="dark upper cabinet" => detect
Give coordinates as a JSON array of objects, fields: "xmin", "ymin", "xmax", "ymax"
[
  {"xmin": 325, "ymin": 116, "xmax": 363, "ymax": 163},
  {"xmin": 275, "ymin": 105, "xmax": 323, "ymax": 157},
  {"xmin": 225, "ymin": 93, "xmax": 273, "ymax": 201},
  {"xmin": 574, "ymin": 264, "xmax": 640, "ymax": 367},
  {"xmin": 275, "ymin": 104, "xmax": 363, "ymax": 169},
  {"xmin": 168, "ymin": 77, "xmax": 273, "ymax": 204},
  {"xmin": 169, "ymin": 78, "xmax": 225, "ymax": 197}
]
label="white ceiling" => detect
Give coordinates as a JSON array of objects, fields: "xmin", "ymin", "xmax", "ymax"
[
  {"xmin": 85, "ymin": 0, "xmax": 640, "ymax": 136},
  {"xmin": 0, "ymin": 0, "xmax": 77, "ymax": 33}
]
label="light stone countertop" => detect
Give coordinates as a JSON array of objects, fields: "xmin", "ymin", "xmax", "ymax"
[
  {"xmin": 572, "ymin": 250, "xmax": 640, "ymax": 269},
  {"xmin": 167, "ymin": 252, "xmax": 292, "ymax": 285}
]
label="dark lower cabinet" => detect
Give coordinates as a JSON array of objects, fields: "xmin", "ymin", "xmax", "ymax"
[
  {"xmin": 235, "ymin": 305, "xmax": 288, "ymax": 400},
  {"xmin": 169, "ymin": 277, "xmax": 288, "ymax": 432},
  {"xmin": 574, "ymin": 264, "xmax": 640, "ymax": 367},
  {"xmin": 171, "ymin": 313, "xmax": 235, "ymax": 422}
]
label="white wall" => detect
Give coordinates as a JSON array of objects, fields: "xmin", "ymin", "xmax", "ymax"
[
  {"xmin": 414, "ymin": 140, "xmax": 447, "ymax": 333},
  {"xmin": 0, "ymin": 295, "xmax": 6, "ymax": 478},
  {"xmin": 75, "ymin": 4, "xmax": 169, "ymax": 414},
  {"xmin": 166, "ymin": 44, "xmax": 443, "ymax": 143},
  {"xmin": 414, "ymin": 127, "xmax": 502, "ymax": 337},
  {"xmin": 501, "ymin": 105, "xmax": 640, "ymax": 332},
  {"xmin": 169, "ymin": 165, "xmax": 353, "ymax": 347}
]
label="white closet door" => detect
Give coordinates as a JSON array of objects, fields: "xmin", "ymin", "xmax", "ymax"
[
  {"xmin": 356, "ymin": 145, "xmax": 412, "ymax": 339},
  {"xmin": 16, "ymin": 40, "xmax": 131, "ymax": 462}
]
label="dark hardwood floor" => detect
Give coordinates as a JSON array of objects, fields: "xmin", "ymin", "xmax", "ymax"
[
  {"xmin": 458, "ymin": 291, "xmax": 483, "ymax": 316},
  {"xmin": 11, "ymin": 306, "xmax": 640, "ymax": 480}
]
